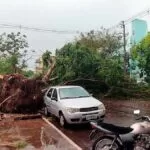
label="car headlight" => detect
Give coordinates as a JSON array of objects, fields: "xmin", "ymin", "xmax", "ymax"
[
  {"xmin": 66, "ymin": 107, "xmax": 80, "ymax": 113},
  {"xmin": 98, "ymin": 104, "xmax": 105, "ymax": 110}
]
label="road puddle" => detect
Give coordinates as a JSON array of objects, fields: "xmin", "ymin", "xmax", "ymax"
[{"xmin": 0, "ymin": 116, "xmax": 77, "ymax": 150}]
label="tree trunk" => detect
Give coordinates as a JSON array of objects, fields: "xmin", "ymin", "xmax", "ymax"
[{"xmin": 42, "ymin": 57, "xmax": 56, "ymax": 83}]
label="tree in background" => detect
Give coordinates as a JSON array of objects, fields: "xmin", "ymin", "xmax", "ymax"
[
  {"xmin": 97, "ymin": 56, "xmax": 124, "ymax": 86},
  {"xmin": 77, "ymin": 28, "xmax": 122, "ymax": 57},
  {"xmin": 131, "ymin": 33, "xmax": 150, "ymax": 83},
  {"xmin": 0, "ymin": 32, "xmax": 28, "ymax": 74},
  {"xmin": 0, "ymin": 57, "xmax": 13, "ymax": 74},
  {"xmin": 54, "ymin": 40, "xmax": 124, "ymax": 86},
  {"xmin": 40, "ymin": 29, "xmax": 126, "ymax": 87},
  {"xmin": 75, "ymin": 29, "xmax": 124, "ymax": 86},
  {"xmin": 54, "ymin": 42, "xmax": 101, "ymax": 83}
]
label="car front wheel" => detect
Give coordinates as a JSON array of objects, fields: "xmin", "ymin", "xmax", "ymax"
[
  {"xmin": 59, "ymin": 113, "xmax": 67, "ymax": 127},
  {"xmin": 44, "ymin": 106, "xmax": 50, "ymax": 116}
]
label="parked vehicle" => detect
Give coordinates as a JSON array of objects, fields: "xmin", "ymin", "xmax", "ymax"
[
  {"xmin": 89, "ymin": 110, "xmax": 150, "ymax": 150},
  {"xmin": 43, "ymin": 85, "xmax": 105, "ymax": 127}
]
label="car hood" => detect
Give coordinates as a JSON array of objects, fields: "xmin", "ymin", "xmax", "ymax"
[{"xmin": 61, "ymin": 97, "xmax": 103, "ymax": 108}]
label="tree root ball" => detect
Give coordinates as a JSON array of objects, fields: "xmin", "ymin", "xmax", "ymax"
[{"xmin": 0, "ymin": 74, "xmax": 44, "ymax": 113}]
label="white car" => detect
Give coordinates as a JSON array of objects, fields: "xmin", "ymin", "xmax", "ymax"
[{"xmin": 43, "ymin": 85, "xmax": 105, "ymax": 127}]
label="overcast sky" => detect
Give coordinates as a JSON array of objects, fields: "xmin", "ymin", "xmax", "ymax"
[{"xmin": 0, "ymin": 0, "xmax": 150, "ymax": 69}]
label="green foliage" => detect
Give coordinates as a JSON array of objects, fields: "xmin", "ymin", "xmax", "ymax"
[
  {"xmin": 15, "ymin": 140, "xmax": 28, "ymax": 149},
  {"xmin": 97, "ymin": 56, "xmax": 124, "ymax": 86},
  {"xmin": 0, "ymin": 57, "xmax": 14, "ymax": 74},
  {"xmin": 105, "ymin": 87, "xmax": 133, "ymax": 99},
  {"xmin": 54, "ymin": 43, "xmax": 101, "ymax": 83},
  {"xmin": 0, "ymin": 32, "xmax": 28, "ymax": 73},
  {"xmin": 42, "ymin": 50, "xmax": 52, "ymax": 67},
  {"xmin": 77, "ymin": 29, "xmax": 122, "ymax": 57},
  {"xmin": 41, "ymin": 50, "xmax": 53, "ymax": 75},
  {"xmin": 131, "ymin": 33, "xmax": 150, "ymax": 83},
  {"xmin": 54, "ymin": 41, "xmax": 124, "ymax": 87},
  {"xmin": 0, "ymin": 32, "xmax": 28, "ymax": 55},
  {"xmin": 52, "ymin": 29, "xmax": 124, "ymax": 87},
  {"xmin": 41, "ymin": 29, "xmax": 150, "ymax": 98},
  {"xmin": 23, "ymin": 70, "xmax": 35, "ymax": 78}
]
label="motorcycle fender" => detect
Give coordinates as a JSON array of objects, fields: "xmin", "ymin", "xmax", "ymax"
[
  {"xmin": 89, "ymin": 129, "xmax": 104, "ymax": 140},
  {"xmin": 89, "ymin": 129, "xmax": 99, "ymax": 140}
]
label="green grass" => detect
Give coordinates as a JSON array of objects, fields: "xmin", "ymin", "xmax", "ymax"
[{"xmin": 15, "ymin": 140, "xmax": 28, "ymax": 149}]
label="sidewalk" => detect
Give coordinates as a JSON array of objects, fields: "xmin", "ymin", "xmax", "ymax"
[{"xmin": 0, "ymin": 114, "xmax": 81, "ymax": 150}]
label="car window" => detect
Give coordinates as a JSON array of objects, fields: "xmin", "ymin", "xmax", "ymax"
[
  {"xmin": 51, "ymin": 89, "xmax": 58, "ymax": 100},
  {"xmin": 59, "ymin": 87, "xmax": 90, "ymax": 99},
  {"xmin": 47, "ymin": 88, "xmax": 53, "ymax": 98}
]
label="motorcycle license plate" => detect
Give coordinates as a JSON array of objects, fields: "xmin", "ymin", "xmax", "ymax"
[{"xmin": 86, "ymin": 115, "xmax": 97, "ymax": 120}]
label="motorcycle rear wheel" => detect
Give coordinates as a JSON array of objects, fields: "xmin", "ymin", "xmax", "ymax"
[{"xmin": 92, "ymin": 136, "xmax": 121, "ymax": 150}]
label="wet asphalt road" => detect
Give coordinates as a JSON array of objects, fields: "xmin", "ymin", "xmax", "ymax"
[
  {"xmin": 49, "ymin": 99, "xmax": 150, "ymax": 150},
  {"xmin": 1, "ymin": 100, "xmax": 149, "ymax": 150},
  {"xmin": 49, "ymin": 110, "xmax": 135, "ymax": 150}
]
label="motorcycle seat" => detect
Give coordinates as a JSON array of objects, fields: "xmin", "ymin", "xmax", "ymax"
[{"xmin": 97, "ymin": 122, "xmax": 133, "ymax": 134}]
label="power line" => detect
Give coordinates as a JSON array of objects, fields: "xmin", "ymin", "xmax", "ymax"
[
  {"xmin": 108, "ymin": 8, "xmax": 150, "ymax": 31},
  {"xmin": 0, "ymin": 23, "xmax": 81, "ymax": 34},
  {"xmin": 124, "ymin": 9, "xmax": 150, "ymax": 24},
  {"xmin": 0, "ymin": 8, "xmax": 150, "ymax": 34}
]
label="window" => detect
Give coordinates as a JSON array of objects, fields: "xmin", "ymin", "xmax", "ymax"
[
  {"xmin": 59, "ymin": 87, "xmax": 90, "ymax": 99},
  {"xmin": 52, "ymin": 89, "xmax": 58, "ymax": 100},
  {"xmin": 47, "ymin": 88, "xmax": 53, "ymax": 98}
]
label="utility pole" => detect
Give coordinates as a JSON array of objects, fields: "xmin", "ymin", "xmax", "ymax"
[{"xmin": 121, "ymin": 21, "xmax": 127, "ymax": 74}]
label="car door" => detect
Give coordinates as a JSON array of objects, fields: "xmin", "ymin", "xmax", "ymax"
[
  {"xmin": 45, "ymin": 88, "xmax": 54, "ymax": 114},
  {"xmin": 51, "ymin": 88, "xmax": 59, "ymax": 117}
]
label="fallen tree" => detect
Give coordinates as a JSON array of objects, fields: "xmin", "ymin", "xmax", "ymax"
[
  {"xmin": 0, "ymin": 52, "xmax": 57, "ymax": 113},
  {"xmin": 0, "ymin": 74, "xmax": 45, "ymax": 113},
  {"xmin": 63, "ymin": 78, "xmax": 109, "ymax": 97}
]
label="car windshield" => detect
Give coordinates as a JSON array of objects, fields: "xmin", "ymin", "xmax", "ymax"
[{"xmin": 59, "ymin": 87, "xmax": 90, "ymax": 99}]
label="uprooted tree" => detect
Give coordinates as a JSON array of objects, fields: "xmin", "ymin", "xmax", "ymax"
[
  {"xmin": 0, "ymin": 74, "xmax": 44, "ymax": 113},
  {"xmin": 0, "ymin": 67, "xmax": 55, "ymax": 113},
  {"xmin": 0, "ymin": 32, "xmax": 56, "ymax": 113},
  {"xmin": 1, "ymin": 28, "xmax": 146, "ymax": 113}
]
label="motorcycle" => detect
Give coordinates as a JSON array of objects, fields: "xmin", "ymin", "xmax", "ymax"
[{"xmin": 89, "ymin": 110, "xmax": 150, "ymax": 150}]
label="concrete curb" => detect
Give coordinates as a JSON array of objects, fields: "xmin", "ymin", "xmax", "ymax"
[{"xmin": 42, "ymin": 117, "xmax": 82, "ymax": 150}]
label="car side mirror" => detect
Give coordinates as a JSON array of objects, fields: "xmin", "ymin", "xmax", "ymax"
[{"xmin": 51, "ymin": 97, "xmax": 57, "ymax": 101}]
